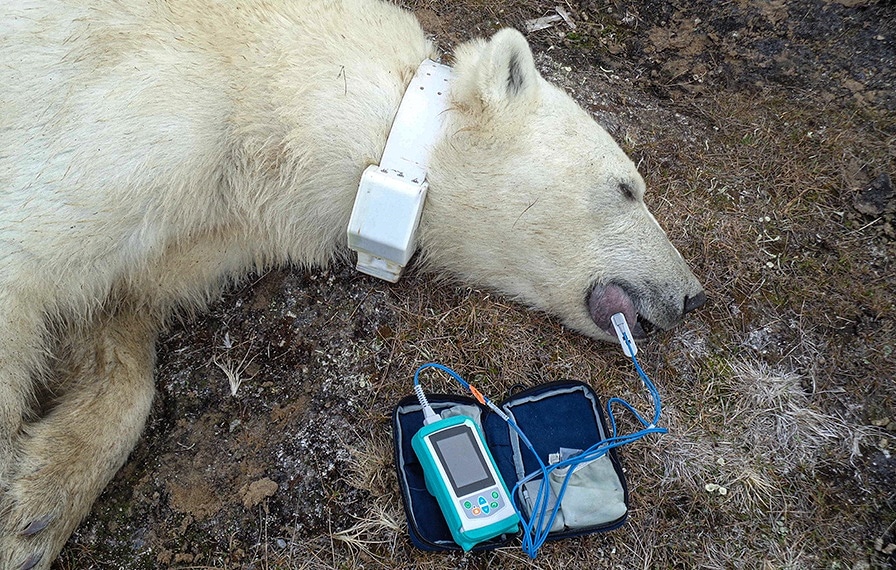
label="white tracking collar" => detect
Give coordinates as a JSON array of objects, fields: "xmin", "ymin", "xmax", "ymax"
[{"xmin": 347, "ymin": 60, "xmax": 453, "ymax": 282}]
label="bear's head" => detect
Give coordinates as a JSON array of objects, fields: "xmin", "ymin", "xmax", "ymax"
[{"xmin": 420, "ymin": 29, "xmax": 705, "ymax": 342}]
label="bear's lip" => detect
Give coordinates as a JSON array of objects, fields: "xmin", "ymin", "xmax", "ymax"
[{"xmin": 587, "ymin": 283, "xmax": 650, "ymax": 339}]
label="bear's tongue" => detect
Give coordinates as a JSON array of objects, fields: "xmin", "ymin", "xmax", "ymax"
[{"xmin": 588, "ymin": 284, "xmax": 646, "ymax": 338}]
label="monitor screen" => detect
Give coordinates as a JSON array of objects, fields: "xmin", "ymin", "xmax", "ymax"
[{"xmin": 430, "ymin": 424, "xmax": 496, "ymax": 497}]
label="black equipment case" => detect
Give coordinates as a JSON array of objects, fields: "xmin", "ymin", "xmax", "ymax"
[{"xmin": 392, "ymin": 380, "xmax": 629, "ymax": 551}]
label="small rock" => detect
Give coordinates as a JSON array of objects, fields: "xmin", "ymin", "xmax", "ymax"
[
  {"xmin": 854, "ymin": 173, "xmax": 894, "ymax": 216},
  {"xmin": 178, "ymin": 514, "xmax": 193, "ymax": 534},
  {"xmin": 241, "ymin": 477, "xmax": 279, "ymax": 509},
  {"xmin": 157, "ymin": 549, "xmax": 173, "ymax": 565},
  {"xmin": 884, "ymin": 543, "xmax": 896, "ymax": 555}
]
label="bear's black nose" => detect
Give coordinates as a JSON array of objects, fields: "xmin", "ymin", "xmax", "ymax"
[{"xmin": 683, "ymin": 291, "xmax": 707, "ymax": 315}]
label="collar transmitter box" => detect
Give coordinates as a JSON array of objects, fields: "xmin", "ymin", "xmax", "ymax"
[{"xmin": 347, "ymin": 60, "xmax": 452, "ymax": 282}]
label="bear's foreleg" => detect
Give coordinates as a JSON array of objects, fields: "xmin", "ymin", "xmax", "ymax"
[
  {"xmin": 0, "ymin": 305, "xmax": 158, "ymax": 570},
  {"xmin": 0, "ymin": 303, "xmax": 49, "ymax": 491}
]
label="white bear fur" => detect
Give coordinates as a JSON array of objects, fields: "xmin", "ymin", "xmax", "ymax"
[{"xmin": 0, "ymin": 0, "xmax": 702, "ymax": 567}]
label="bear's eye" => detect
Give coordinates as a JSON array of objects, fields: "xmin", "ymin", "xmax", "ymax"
[{"xmin": 619, "ymin": 182, "xmax": 636, "ymax": 202}]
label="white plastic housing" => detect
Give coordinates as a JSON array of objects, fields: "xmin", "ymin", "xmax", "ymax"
[{"xmin": 347, "ymin": 166, "xmax": 428, "ymax": 282}]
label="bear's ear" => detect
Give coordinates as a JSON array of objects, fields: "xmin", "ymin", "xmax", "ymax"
[{"xmin": 453, "ymin": 28, "xmax": 540, "ymax": 111}]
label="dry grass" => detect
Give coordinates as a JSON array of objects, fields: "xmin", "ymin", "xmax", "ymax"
[{"xmin": 213, "ymin": 346, "xmax": 258, "ymax": 397}]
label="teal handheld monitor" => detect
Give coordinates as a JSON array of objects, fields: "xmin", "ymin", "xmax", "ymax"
[{"xmin": 411, "ymin": 414, "xmax": 519, "ymax": 551}]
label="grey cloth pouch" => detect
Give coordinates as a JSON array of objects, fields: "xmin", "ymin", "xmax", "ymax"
[
  {"xmin": 520, "ymin": 478, "xmax": 565, "ymax": 533},
  {"xmin": 548, "ymin": 454, "xmax": 628, "ymax": 529}
]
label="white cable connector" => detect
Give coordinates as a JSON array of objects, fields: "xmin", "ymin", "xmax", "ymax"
[
  {"xmin": 611, "ymin": 312, "xmax": 637, "ymax": 357},
  {"xmin": 414, "ymin": 383, "xmax": 440, "ymax": 425}
]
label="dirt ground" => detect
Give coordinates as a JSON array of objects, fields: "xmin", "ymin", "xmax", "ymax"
[{"xmin": 56, "ymin": 0, "xmax": 894, "ymax": 568}]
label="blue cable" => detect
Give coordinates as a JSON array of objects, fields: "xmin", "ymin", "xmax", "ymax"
[
  {"xmin": 413, "ymin": 329, "xmax": 666, "ymax": 558},
  {"xmin": 413, "ymin": 362, "xmax": 472, "ymax": 391}
]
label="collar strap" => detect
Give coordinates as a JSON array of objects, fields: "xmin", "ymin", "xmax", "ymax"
[{"xmin": 347, "ymin": 60, "xmax": 453, "ymax": 282}]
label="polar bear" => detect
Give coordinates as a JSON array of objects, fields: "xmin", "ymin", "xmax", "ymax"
[{"xmin": 0, "ymin": 0, "xmax": 704, "ymax": 567}]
